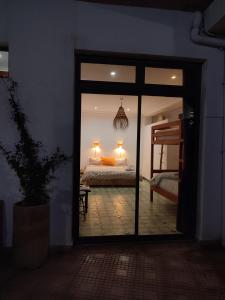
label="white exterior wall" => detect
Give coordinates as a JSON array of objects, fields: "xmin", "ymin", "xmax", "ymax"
[{"xmin": 0, "ymin": 0, "xmax": 224, "ymax": 246}]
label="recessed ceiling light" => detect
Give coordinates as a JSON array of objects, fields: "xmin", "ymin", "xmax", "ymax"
[
  {"xmin": 171, "ymin": 75, "xmax": 177, "ymax": 80},
  {"xmin": 94, "ymin": 106, "xmax": 98, "ymax": 110},
  {"xmin": 110, "ymin": 71, "xmax": 116, "ymax": 77}
]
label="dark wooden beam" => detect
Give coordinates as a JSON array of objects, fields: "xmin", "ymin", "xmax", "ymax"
[{"xmin": 77, "ymin": 0, "xmax": 213, "ymax": 11}]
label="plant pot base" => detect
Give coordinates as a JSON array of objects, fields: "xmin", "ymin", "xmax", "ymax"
[{"xmin": 13, "ymin": 202, "xmax": 49, "ymax": 269}]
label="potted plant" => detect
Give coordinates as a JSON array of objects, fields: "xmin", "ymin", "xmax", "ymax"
[{"xmin": 0, "ymin": 78, "xmax": 70, "ymax": 268}]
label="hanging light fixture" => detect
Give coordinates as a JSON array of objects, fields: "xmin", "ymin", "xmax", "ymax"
[{"xmin": 113, "ymin": 96, "xmax": 129, "ymax": 130}]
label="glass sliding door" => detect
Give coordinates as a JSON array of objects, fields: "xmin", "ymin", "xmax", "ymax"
[
  {"xmin": 138, "ymin": 66, "xmax": 185, "ymax": 236},
  {"xmin": 139, "ymin": 96, "xmax": 184, "ymax": 235},
  {"xmin": 79, "ymin": 93, "xmax": 138, "ymax": 237},
  {"xmin": 75, "ymin": 54, "xmax": 200, "ymax": 240}
]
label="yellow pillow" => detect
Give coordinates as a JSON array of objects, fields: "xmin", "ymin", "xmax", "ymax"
[{"xmin": 101, "ymin": 157, "xmax": 115, "ymax": 166}]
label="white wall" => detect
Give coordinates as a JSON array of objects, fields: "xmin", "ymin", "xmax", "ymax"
[
  {"xmin": 164, "ymin": 107, "xmax": 183, "ymax": 170},
  {"xmin": 141, "ymin": 119, "xmax": 168, "ymax": 180},
  {"xmin": 81, "ymin": 112, "xmax": 137, "ymax": 169},
  {"xmin": 0, "ymin": 0, "xmax": 224, "ymax": 246}
]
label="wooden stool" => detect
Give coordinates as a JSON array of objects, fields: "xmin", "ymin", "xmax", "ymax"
[{"xmin": 80, "ymin": 185, "xmax": 91, "ymax": 213}]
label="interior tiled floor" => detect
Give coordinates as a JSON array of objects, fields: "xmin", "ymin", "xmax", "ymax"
[
  {"xmin": 80, "ymin": 180, "xmax": 178, "ymax": 236},
  {"xmin": 1, "ymin": 242, "xmax": 225, "ymax": 300}
]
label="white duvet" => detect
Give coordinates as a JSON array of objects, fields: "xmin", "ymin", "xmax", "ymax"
[{"xmin": 151, "ymin": 172, "xmax": 179, "ymax": 195}]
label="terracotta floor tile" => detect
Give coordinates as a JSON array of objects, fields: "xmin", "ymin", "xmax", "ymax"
[{"xmin": 1, "ymin": 242, "xmax": 225, "ymax": 300}]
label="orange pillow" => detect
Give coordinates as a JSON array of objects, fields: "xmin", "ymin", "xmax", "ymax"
[{"xmin": 101, "ymin": 157, "xmax": 115, "ymax": 166}]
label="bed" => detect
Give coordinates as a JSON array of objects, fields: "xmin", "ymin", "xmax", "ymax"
[
  {"xmin": 150, "ymin": 119, "xmax": 183, "ymax": 203},
  {"xmin": 151, "ymin": 172, "xmax": 179, "ymax": 203},
  {"xmin": 81, "ymin": 165, "xmax": 136, "ymax": 186}
]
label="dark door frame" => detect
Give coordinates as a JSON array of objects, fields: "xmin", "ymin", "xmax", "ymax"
[{"xmin": 73, "ymin": 50, "xmax": 203, "ymax": 243}]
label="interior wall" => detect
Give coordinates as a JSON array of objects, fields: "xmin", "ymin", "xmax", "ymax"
[
  {"xmin": 141, "ymin": 119, "xmax": 168, "ymax": 180},
  {"xmin": 141, "ymin": 106, "xmax": 182, "ymax": 175},
  {"xmin": 81, "ymin": 112, "xmax": 138, "ymax": 169},
  {"xmin": 0, "ymin": 0, "xmax": 224, "ymax": 246},
  {"xmin": 164, "ymin": 107, "xmax": 183, "ymax": 170}
]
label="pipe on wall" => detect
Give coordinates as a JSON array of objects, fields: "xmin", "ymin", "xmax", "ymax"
[{"xmin": 190, "ymin": 11, "xmax": 225, "ymax": 49}]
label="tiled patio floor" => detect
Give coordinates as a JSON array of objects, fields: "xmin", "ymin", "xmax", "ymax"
[{"xmin": 0, "ymin": 242, "xmax": 225, "ymax": 299}]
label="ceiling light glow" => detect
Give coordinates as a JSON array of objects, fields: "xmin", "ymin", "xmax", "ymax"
[
  {"xmin": 94, "ymin": 106, "xmax": 98, "ymax": 110},
  {"xmin": 110, "ymin": 71, "xmax": 116, "ymax": 77},
  {"xmin": 126, "ymin": 108, "xmax": 130, "ymax": 112},
  {"xmin": 171, "ymin": 75, "xmax": 177, "ymax": 80}
]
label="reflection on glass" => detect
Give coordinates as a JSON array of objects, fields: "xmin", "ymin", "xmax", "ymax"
[
  {"xmin": 145, "ymin": 67, "xmax": 183, "ymax": 86},
  {"xmin": 79, "ymin": 94, "xmax": 137, "ymax": 237},
  {"xmin": 0, "ymin": 51, "xmax": 9, "ymax": 77},
  {"xmin": 139, "ymin": 96, "xmax": 183, "ymax": 235},
  {"xmin": 81, "ymin": 63, "xmax": 136, "ymax": 83}
]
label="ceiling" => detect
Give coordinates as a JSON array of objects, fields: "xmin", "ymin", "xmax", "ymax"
[
  {"xmin": 81, "ymin": 94, "xmax": 183, "ymax": 117},
  {"xmin": 77, "ymin": 0, "xmax": 214, "ymax": 12}
]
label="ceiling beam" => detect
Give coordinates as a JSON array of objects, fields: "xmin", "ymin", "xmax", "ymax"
[{"xmin": 76, "ymin": 0, "xmax": 213, "ymax": 12}]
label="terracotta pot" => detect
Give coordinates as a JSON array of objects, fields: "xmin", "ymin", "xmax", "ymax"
[{"xmin": 13, "ymin": 202, "xmax": 49, "ymax": 269}]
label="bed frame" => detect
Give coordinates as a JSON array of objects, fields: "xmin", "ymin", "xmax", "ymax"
[{"xmin": 150, "ymin": 119, "xmax": 183, "ymax": 203}]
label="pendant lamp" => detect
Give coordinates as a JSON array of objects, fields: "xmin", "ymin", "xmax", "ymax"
[{"xmin": 113, "ymin": 97, "xmax": 129, "ymax": 130}]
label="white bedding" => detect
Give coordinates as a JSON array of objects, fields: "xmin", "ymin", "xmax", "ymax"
[
  {"xmin": 81, "ymin": 165, "xmax": 136, "ymax": 186},
  {"xmin": 151, "ymin": 172, "xmax": 178, "ymax": 195}
]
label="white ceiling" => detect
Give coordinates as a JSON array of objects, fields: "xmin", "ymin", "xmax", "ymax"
[
  {"xmin": 0, "ymin": 51, "xmax": 8, "ymax": 72},
  {"xmin": 81, "ymin": 94, "xmax": 183, "ymax": 117}
]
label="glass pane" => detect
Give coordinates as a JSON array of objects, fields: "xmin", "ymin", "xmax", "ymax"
[
  {"xmin": 81, "ymin": 63, "xmax": 136, "ymax": 83},
  {"xmin": 79, "ymin": 94, "xmax": 137, "ymax": 236},
  {"xmin": 145, "ymin": 67, "xmax": 183, "ymax": 86},
  {"xmin": 0, "ymin": 51, "xmax": 9, "ymax": 77},
  {"xmin": 139, "ymin": 96, "xmax": 183, "ymax": 235}
]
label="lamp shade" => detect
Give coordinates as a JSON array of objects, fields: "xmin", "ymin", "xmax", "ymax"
[
  {"xmin": 116, "ymin": 141, "xmax": 125, "ymax": 158},
  {"xmin": 92, "ymin": 141, "xmax": 101, "ymax": 157},
  {"xmin": 113, "ymin": 97, "xmax": 129, "ymax": 130},
  {"xmin": 93, "ymin": 142, "xmax": 100, "ymax": 148}
]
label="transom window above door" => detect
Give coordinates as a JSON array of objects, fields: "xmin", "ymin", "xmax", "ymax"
[
  {"xmin": 145, "ymin": 67, "xmax": 183, "ymax": 86},
  {"xmin": 81, "ymin": 63, "xmax": 136, "ymax": 83}
]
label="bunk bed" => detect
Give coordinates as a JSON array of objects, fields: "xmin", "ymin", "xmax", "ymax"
[{"xmin": 150, "ymin": 119, "xmax": 183, "ymax": 203}]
